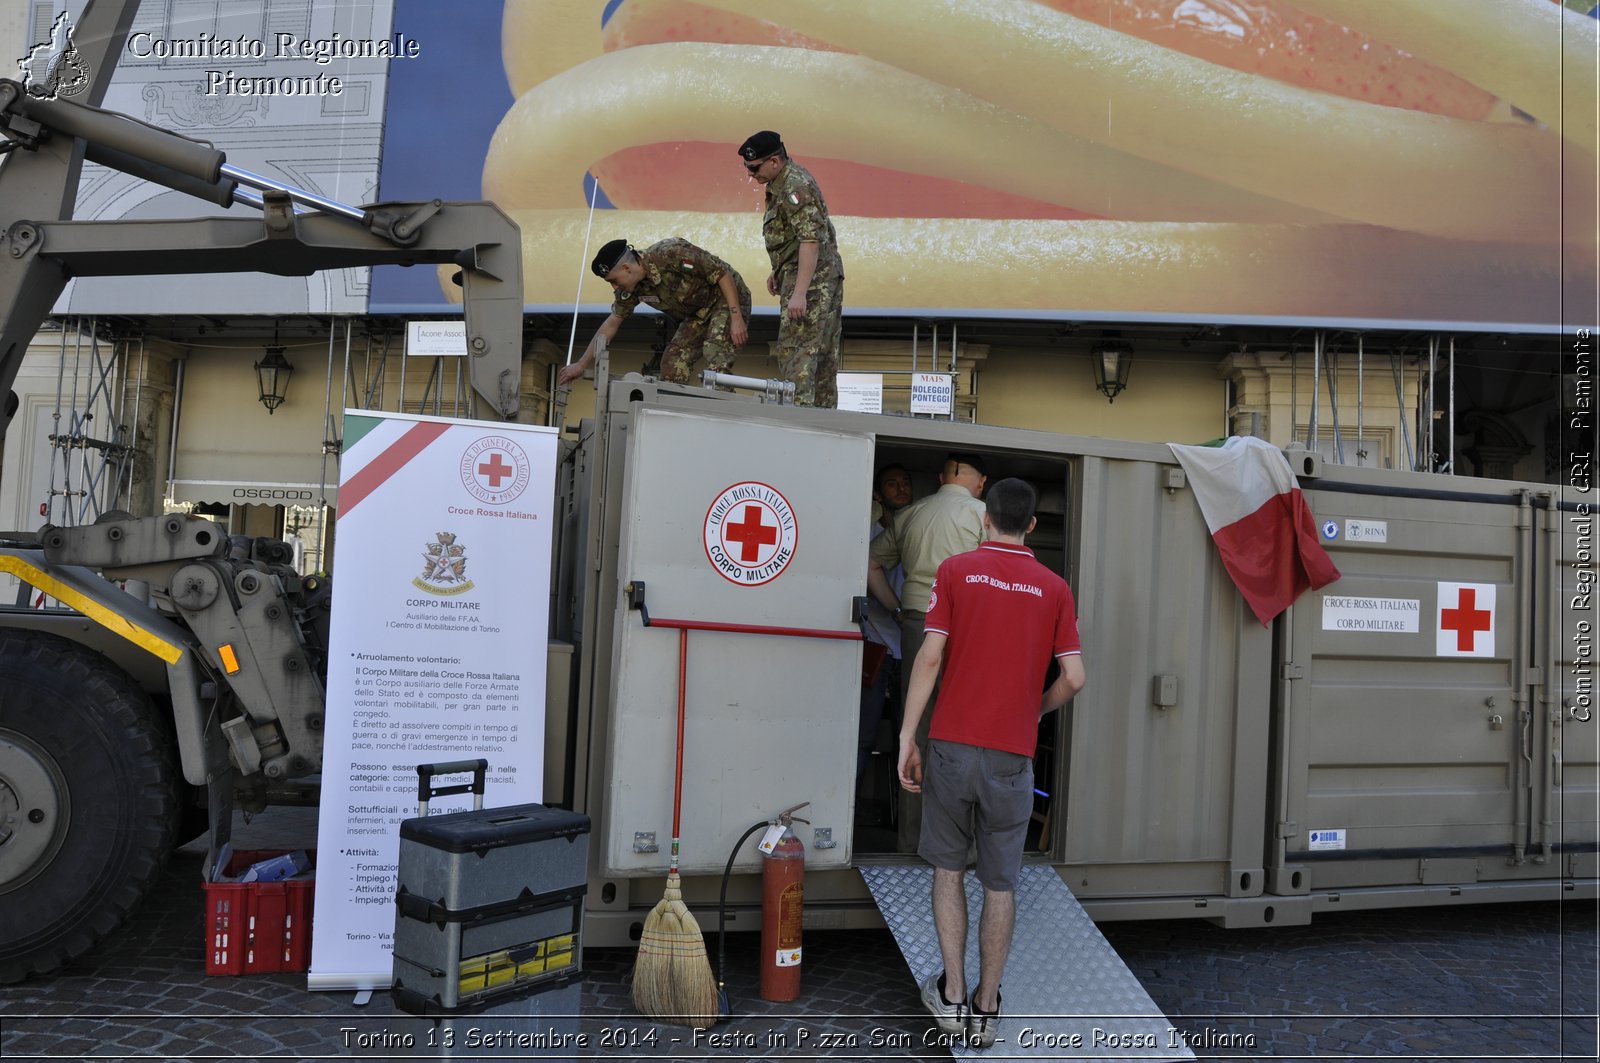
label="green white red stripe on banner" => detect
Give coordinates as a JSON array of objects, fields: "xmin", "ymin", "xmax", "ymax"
[{"xmin": 337, "ymin": 420, "xmax": 451, "ymax": 515}]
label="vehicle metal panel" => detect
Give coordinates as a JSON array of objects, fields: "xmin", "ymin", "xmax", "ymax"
[
  {"xmin": 600, "ymin": 407, "xmax": 872, "ymax": 875},
  {"xmin": 1280, "ymin": 487, "xmax": 1530, "ymax": 887},
  {"xmin": 1065, "ymin": 454, "xmax": 1272, "ymax": 898}
]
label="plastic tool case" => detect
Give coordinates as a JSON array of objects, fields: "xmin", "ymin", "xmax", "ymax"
[{"xmin": 392, "ymin": 760, "xmax": 590, "ymax": 1015}]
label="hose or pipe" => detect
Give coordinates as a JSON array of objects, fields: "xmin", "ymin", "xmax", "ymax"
[
  {"xmin": 715, "ymin": 820, "xmax": 771, "ymax": 1016},
  {"xmin": 219, "ymin": 162, "xmax": 365, "ymax": 221}
]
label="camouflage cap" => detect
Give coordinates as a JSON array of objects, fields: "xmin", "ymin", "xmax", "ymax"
[
  {"xmin": 591, "ymin": 238, "xmax": 631, "ymax": 277},
  {"xmin": 738, "ymin": 130, "xmax": 784, "ymax": 161}
]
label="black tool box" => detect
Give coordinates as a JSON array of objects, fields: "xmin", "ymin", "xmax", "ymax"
[{"xmin": 391, "ymin": 760, "xmax": 590, "ymax": 1015}]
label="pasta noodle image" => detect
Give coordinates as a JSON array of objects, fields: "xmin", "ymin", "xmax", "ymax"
[{"xmin": 473, "ymin": 0, "xmax": 1598, "ymax": 327}]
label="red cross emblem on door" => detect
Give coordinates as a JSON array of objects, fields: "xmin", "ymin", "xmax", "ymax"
[
  {"xmin": 1436, "ymin": 582, "xmax": 1496, "ymax": 657},
  {"xmin": 724, "ymin": 504, "xmax": 778, "ymax": 562},
  {"xmin": 703, "ymin": 482, "xmax": 798, "ymax": 586}
]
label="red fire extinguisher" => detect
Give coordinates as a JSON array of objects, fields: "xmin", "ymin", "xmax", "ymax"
[{"xmin": 760, "ymin": 818, "xmax": 806, "ymax": 1002}]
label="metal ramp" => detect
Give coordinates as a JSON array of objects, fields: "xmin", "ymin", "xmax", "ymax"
[{"xmin": 861, "ymin": 864, "xmax": 1193, "ymax": 1061}]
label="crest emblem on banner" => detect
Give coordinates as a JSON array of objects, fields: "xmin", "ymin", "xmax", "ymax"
[
  {"xmin": 460, "ymin": 435, "xmax": 531, "ymax": 504},
  {"xmin": 413, "ymin": 531, "xmax": 476, "ymax": 595}
]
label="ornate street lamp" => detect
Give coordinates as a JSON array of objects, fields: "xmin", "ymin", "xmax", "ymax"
[
  {"xmin": 255, "ymin": 346, "xmax": 293, "ymax": 414},
  {"xmin": 1091, "ymin": 337, "xmax": 1133, "ymax": 403}
]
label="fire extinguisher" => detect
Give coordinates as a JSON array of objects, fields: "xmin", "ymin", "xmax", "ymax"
[{"xmin": 760, "ymin": 806, "xmax": 807, "ymax": 1002}]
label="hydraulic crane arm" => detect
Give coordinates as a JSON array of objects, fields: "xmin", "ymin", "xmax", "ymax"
[{"xmin": 0, "ymin": 0, "xmax": 523, "ymax": 430}]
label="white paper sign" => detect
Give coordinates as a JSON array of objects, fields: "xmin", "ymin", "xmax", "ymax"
[
  {"xmin": 405, "ymin": 319, "xmax": 468, "ymax": 357},
  {"xmin": 910, "ymin": 373, "xmax": 953, "ymax": 415},
  {"xmin": 308, "ymin": 411, "xmax": 557, "ymax": 990},
  {"xmin": 1322, "ymin": 595, "xmax": 1420, "ymax": 633},
  {"xmin": 836, "ymin": 373, "xmax": 883, "ymax": 414}
]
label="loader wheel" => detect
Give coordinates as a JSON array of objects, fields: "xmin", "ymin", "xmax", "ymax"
[{"xmin": 0, "ymin": 630, "xmax": 177, "ymax": 983}]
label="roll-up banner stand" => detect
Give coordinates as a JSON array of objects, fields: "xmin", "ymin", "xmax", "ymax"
[{"xmin": 309, "ymin": 411, "xmax": 557, "ymax": 991}]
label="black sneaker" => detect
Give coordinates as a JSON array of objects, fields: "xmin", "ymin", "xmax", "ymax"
[
  {"xmin": 919, "ymin": 972, "xmax": 968, "ymax": 1035},
  {"xmin": 968, "ymin": 987, "xmax": 1002, "ymax": 1048}
]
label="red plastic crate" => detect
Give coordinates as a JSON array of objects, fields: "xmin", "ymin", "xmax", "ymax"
[{"xmin": 203, "ymin": 849, "xmax": 316, "ymax": 976}]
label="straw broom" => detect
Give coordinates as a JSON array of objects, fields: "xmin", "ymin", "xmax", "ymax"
[{"xmin": 632, "ymin": 628, "xmax": 719, "ymax": 1028}]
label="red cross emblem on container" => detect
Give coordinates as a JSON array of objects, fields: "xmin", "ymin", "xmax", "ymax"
[
  {"xmin": 703, "ymin": 482, "xmax": 798, "ymax": 586},
  {"xmin": 460, "ymin": 435, "xmax": 531, "ymax": 504},
  {"xmin": 1436, "ymin": 582, "xmax": 1496, "ymax": 658}
]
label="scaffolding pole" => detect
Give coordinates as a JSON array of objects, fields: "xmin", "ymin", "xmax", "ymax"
[{"xmin": 1357, "ymin": 335, "xmax": 1365, "ymax": 466}]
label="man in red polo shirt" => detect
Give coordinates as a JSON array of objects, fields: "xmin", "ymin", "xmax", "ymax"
[{"xmin": 898, "ymin": 477, "xmax": 1086, "ymax": 1048}]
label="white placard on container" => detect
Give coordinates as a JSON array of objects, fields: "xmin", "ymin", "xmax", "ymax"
[
  {"xmin": 1321, "ymin": 595, "xmax": 1420, "ymax": 633},
  {"xmin": 1308, "ymin": 828, "xmax": 1346, "ymax": 851},
  {"xmin": 1346, "ymin": 519, "xmax": 1388, "ymax": 543}
]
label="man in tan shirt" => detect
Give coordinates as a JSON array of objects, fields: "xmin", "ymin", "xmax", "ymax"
[{"xmin": 867, "ymin": 452, "xmax": 988, "ymax": 851}]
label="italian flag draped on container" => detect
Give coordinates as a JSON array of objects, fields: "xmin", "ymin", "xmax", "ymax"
[{"xmin": 1167, "ymin": 436, "xmax": 1341, "ymax": 626}]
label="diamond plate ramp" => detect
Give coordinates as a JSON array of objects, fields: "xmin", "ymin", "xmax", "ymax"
[{"xmin": 861, "ymin": 864, "xmax": 1193, "ymax": 1061}]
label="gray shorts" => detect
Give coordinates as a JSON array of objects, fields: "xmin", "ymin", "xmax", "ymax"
[{"xmin": 918, "ymin": 739, "xmax": 1034, "ymax": 892}]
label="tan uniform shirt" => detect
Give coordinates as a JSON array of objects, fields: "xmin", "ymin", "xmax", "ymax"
[{"xmin": 868, "ymin": 483, "xmax": 985, "ymax": 613}]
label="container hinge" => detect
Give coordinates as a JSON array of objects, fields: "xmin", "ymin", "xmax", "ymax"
[
  {"xmin": 591, "ymin": 491, "xmax": 607, "ymax": 572},
  {"xmin": 1279, "ymin": 664, "xmax": 1304, "ymax": 681},
  {"xmin": 812, "ymin": 827, "xmax": 836, "ymax": 850},
  {"xmin": 633, "ymin": 831, "xmax": 658, "ymax": 854},
  {"xmin": 1277, "ymin": 820, "xmax": 1298, "ymax": 839}
]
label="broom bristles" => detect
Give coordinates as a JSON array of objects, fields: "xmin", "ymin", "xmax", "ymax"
[{"xmin": 632, "ymin": 871, "xmax": 719, "ymax": 1029}]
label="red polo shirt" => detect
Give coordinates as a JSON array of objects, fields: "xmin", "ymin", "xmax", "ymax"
[{"xmin": 923, "ymin": 541, "xmax": 1081, "ymax": 758}]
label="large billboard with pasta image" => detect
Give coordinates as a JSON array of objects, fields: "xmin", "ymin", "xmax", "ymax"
[{"xmin": 373, "ymin": 0, "xmax": 1599, "ymax": 332}]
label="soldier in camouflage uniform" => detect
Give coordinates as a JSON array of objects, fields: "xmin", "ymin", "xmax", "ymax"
[
  {"xmin": 558, "ymin": 237, "xmax": 752, "ymax": 387},
  {"xmin": 739, "ymin": 131, "xmax": 844, "ymax": 408}
]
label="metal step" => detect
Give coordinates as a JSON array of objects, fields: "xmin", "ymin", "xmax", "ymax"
[{"xmin": 860, "ymin": 863, "xmax": 1194, "ymax": 1060}]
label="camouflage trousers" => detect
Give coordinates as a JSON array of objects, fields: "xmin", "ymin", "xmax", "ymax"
[
  {"xmin": 777, "ymin": 277, "xmax": 843, "ymax": 408},
  {"xmin": 660, "ymin": 284, "xmax": 753, "ymax": 387}
]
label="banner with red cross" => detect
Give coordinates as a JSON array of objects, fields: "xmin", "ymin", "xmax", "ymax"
[{"xmin": 1436, "ymin": 582, "xmax": 1496, "ymax": 658}]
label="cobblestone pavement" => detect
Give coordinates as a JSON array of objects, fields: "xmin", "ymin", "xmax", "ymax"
[{"xmin": 0, "ymin": 808, "xmax": 1594, "ymax": 1062}]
